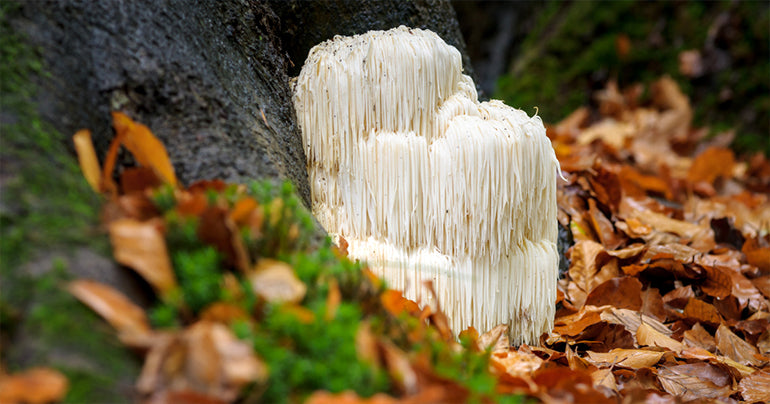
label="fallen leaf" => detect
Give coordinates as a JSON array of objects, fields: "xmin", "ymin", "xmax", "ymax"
[
  {"xmin": 600, "ymin": 307, "xmax": 672, "ymax": 337},
  {"xmin": 585, "ymin": 349, "xmax": 664, "ymax": 369},
  {"xmin": 682, "ymin": 298, "xmax": 723, "ymax": 326},
  {"xmin": 636, "ymin": 323, "xmax": 682, "ymax": 351},
  {"xmin": 109, "ymin": 218, "xmax": 177, "ymax": 294},
  {"xmin": 381, "ymin": 289, "xmax": 421, "ymax": 317},
  {"xmin": 738, "ymin": 369, "xmax": 770, "ymax": 403},
  {"xmin": 584, "ymin": 277, "xmax": 642, "ymax": 310},
  {"xmin": 490, "ymin": 349, "xmax": 544, "ymax": 380},
  {"xmin": 0, "ymin": 367, "xmax": 69, "ymax": 404},
  {"xmin": 657, "ymin": 362, "xmax": 733, "ymax": 401},
  {"xmin": 72, "ymin": 129, "xmax": 102, "ymax": 193},
  {"xmin": 715, "ymin": 324, "xmax": 765, "ymax": 366},
  {"xmin": 112, "ymin": 111, "xmax": 178, "ymax": 186},
  {"xmin": 688, "ymin": 147, "xmax": 735, "ymax": 185},
  {"xmin": 743, "ymin": 236, "xmax": 770, "ymax": 272},
  {"xmin": 477, "ymin": 324, "xmax": 509, "ymax": 352},
  {"xmin": 68, "ymin": 279, "xmax": 150, "ymax": 336},
  {"xmin": 249, "ymin": 259, "xmax": 306, "ymax": 304},
  {"xmin": 682, "ymin": 323, "xmax": 716, "ymax": 352}
]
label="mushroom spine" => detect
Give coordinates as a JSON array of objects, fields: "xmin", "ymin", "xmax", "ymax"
[{"xmin": 292, "ymin": 26, "xmax": 560, "ymax": 345}]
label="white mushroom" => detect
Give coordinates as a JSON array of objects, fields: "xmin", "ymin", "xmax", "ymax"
[{"xmin": 293, "ymin": 26, "xmax": 559, "ymax": 345}]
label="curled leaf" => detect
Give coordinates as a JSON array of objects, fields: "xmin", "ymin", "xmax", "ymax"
[{"xmin": 249, "ymin": 259, "xmax": 306, "ymax": 304}]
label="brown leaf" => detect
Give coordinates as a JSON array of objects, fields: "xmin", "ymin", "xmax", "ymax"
[
  {"xmin": 532, "ymin": 367, "xmax": 614, "ymax": 404},
  {"xmin": 112, "ymin": 111, "xmax": 177, "ymax": 186},
  {"xmin": 249, "ymin": 259, "xmax": 306, "ymax": 304},
  {"xmin": 715, "ymin": 324, "xmax": 764, "ymax": 366},
  {"xmin": 198, "ymin": 205, "xmax": 250, "ymax": 273},
  {"xmin": 137, "ymin": 321, "xmax": 266, "ymax": 402},
  {"xmin": 657, "ymin": 362, "xmax": 733, "ymax": 401},
  {"xmin": 682, "ymin": 323, "xmax": 716, "ymax": 352},
  {"xmin": 554, "ymin": 305, "xmax": 605, "ymax": 337},
  {"xmin": 68, "ymin": 279, "xmax": 150, "ymax": 336},
  {"xmin": 109, "ymin": 218, "xmax": 177, "ymax": 294},
  {"xmin": 567, "ymin": 240, "xmax": 609, "ymax": 307},
  {"xmin": 738, "ymin": 369, "xmax": 770, "ymax": 403},
  {"xmin": 682, "ymin": 298, "xmax": 723, "ymax": 326},
  {"xmin": 688, "ymin": 147, "xmax": 735, "ymax": 185},
  {"xmin": 585, "ymin": 349, "xmax": 665, "ymax": 370},
  {"xmin": 325, "ymin": 279, "xmax": 341, "ymax": 321},
  {"xmin": 0, "ymin": 367, "xmax": 69, "ymax": 404},
  {"xmin": 662, "ymin": 285, "xmax": 695, "ymax": 309},
  {"xmin": 199, "ymin": 303, "xmax": 249, "ymax": 324},
  {"xmin": 587, "ymin": 198, "xmax": 623, "ymax": 249},
  {"xmin": 636, "ymin": 323, "xmax": 683, "ymax": 351},
  {"xmin": 584, "ymin": 277, "xmax": 642, "ymax": 310},
  {"xmin": 477, "ymin": 324, "xmax": 509, "ymax": 352},
  {"xmin": 601, "ymin": 307, "xmax": 672, "ymax": 338},
  {"xmin": 752, "ymin": 275, "xmax": 770, "ymax": 299},
  {"xmin": 700, "ymin": 264, "xmax": 733, "ymax": 299},
  {"xmin": 72, "ymin": 129, "xmax": 102, "ymax": 193},
  {"xmin": 640, "ymin": 287, "xmax": 667, "ymax": 322},
  {"xmin": 743, "ymin": 236, "xmax": 770, "ymax": 272},
  {"xmin": 490, "ymin": 349, "xmax": 544, "ymax": 380},
  {"xmin": 120, "ymin": 167, "xmax": 163, "ymax": 194},
  {"xmin": 590, "ymin": 368, "xmax": 618, "ymax": 394}
]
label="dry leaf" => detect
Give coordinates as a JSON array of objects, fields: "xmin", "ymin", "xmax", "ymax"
[
  {"xmin": 112, "ymin": 111, "xmax": 177, "ymax": 186},
  {"xmin": 636, "ymin": 323, "xmax": 682, "ymax": 351},
  {"xmin": 0, "ymin": 367, "xmax": 69, "ymax": 404},
  {"xmin": 68, "ymin": 279, "xmax": 150, "ymax": 336},
  {"xmin": 715, "ymin": 324, "xmax": 765, "ymax": 366},
  {"xmin": 738, "ymin": 369, "xmax": 770, "ymax": 403},
  {"xmin": 109, "ymin": 218, "xmax": 177, "ymax": 294},
  {"xmin": 249, "ymin": 259, "xmax": 306, "ymax": 304},
  {"xmin": 477, "ymin": 324, "xmax": 509, "ymax": 352},
  {"xmin": 682, "ymin": 323, "xmax": 716, "ymax": 352},
  {"xmin": 585, "ymin": 349, "xmax": 664, "ymax": 369},
  {"xmin": 490, "ymin": 349, "xmax": 544, "ymax": 381},
  {"xmin": 381, "ymin": 289, "xmax": 421, "ymax": 317},
  {"xmin": 72, "ymin": 129, "xmax": 102, "ymax": 193},
  {"xmin": 657, "ymin": 363, "xmax": 733, "ymax": 401},
  {"xmin": 584, "ymin": 277, "xmax": 642, "ymax": 310}
]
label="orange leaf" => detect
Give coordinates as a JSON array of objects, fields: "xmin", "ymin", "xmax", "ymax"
[
  {"xmin": 0, "ymin": 367, "xmax": 69, "ymax": 404},
  {"xmin": 112, "ymin": 111, "xmax": 177, "ymax": 186},
  {"xmin": 585, "ymin": 349, "xmax": 664, "ymax": 370},
  {"xmin": 72, "ymin": 129, "xmax": 102, "ymax": 193},
  {"xmin": 636, "ymin": 323, "xmax": 683, "ymax": 351},
  {"xmin": 683, "ymin": 299, "xmax": 723, "ymax": 326},
  {"xmin": 380, "ymin": 289, "xmax": 421, "ymax": 317},
  {"xmin": 688, "ymin": 147, "xmax": 735, "ymax": 185},
  {"xmin": 68, "ymin": 279, "xmax": 150, "ymax": 336},
  {"xmin": 109, "ymin": 218, "xmax": 177, "ymax": 294}
]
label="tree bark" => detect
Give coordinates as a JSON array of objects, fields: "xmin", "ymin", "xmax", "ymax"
[{"xmin": 1, "ymin": 0, "xmax": 472, "ymax": 398}]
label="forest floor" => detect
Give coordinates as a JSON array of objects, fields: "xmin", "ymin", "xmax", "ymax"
[{"xmin": 2, "ymin": 77, "xmax": 769, "ymax": 403}]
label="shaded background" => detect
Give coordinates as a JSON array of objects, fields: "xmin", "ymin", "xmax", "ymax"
[{"xmin": 452, "ymin": 0, "xmax": 769, "ymax": 154}]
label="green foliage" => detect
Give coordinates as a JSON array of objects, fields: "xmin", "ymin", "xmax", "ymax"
[
  {"xmin": 250, "ymin": 301, "xmax": 389, "ymax": 403},
  {"xmin": 495, "ymin": 0, "xmax": 769, "ymax": 155}
]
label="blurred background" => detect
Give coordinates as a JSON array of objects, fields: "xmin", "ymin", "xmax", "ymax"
[{"xmin": 452, "ymin": 0, "xmax": 769, "ymax": 155}]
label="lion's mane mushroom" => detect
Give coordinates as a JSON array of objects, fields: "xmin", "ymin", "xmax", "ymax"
[{"xmin": 293, "ymin": 26, "xmax": 559, "ymax": 344}]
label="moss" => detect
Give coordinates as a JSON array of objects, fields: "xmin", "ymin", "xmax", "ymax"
[
  {"xmin": 495, "ymin": 0, "xmax": 769, "ymax": 155},
  {"xmin": 0, "ymin": 3, "xmax": 139, "ymax": 401}
]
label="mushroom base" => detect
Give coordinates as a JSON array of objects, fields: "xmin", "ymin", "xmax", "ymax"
[{"xmin": 345, "ymin": 236, "xmax": 558, "ymax": 345}]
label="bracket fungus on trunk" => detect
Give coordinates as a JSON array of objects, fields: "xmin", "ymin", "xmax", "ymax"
[{"xmin": 292, "ymin": 26, "xmax": 560, "ymax": 345}]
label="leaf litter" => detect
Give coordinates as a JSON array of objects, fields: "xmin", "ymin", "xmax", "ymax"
[{"xmin": 5, "ymin": 74, "xmax": 767, "ymax": 403}]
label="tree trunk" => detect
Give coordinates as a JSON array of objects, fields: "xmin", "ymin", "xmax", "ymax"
[{"xmin": 0, "ymin": 0, "xmax": 472, "ymax": 400}]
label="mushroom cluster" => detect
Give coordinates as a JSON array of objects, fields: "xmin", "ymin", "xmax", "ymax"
[{"xmin": 293, "ymin": 26, "xmax": 559, "ymax": 344}]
